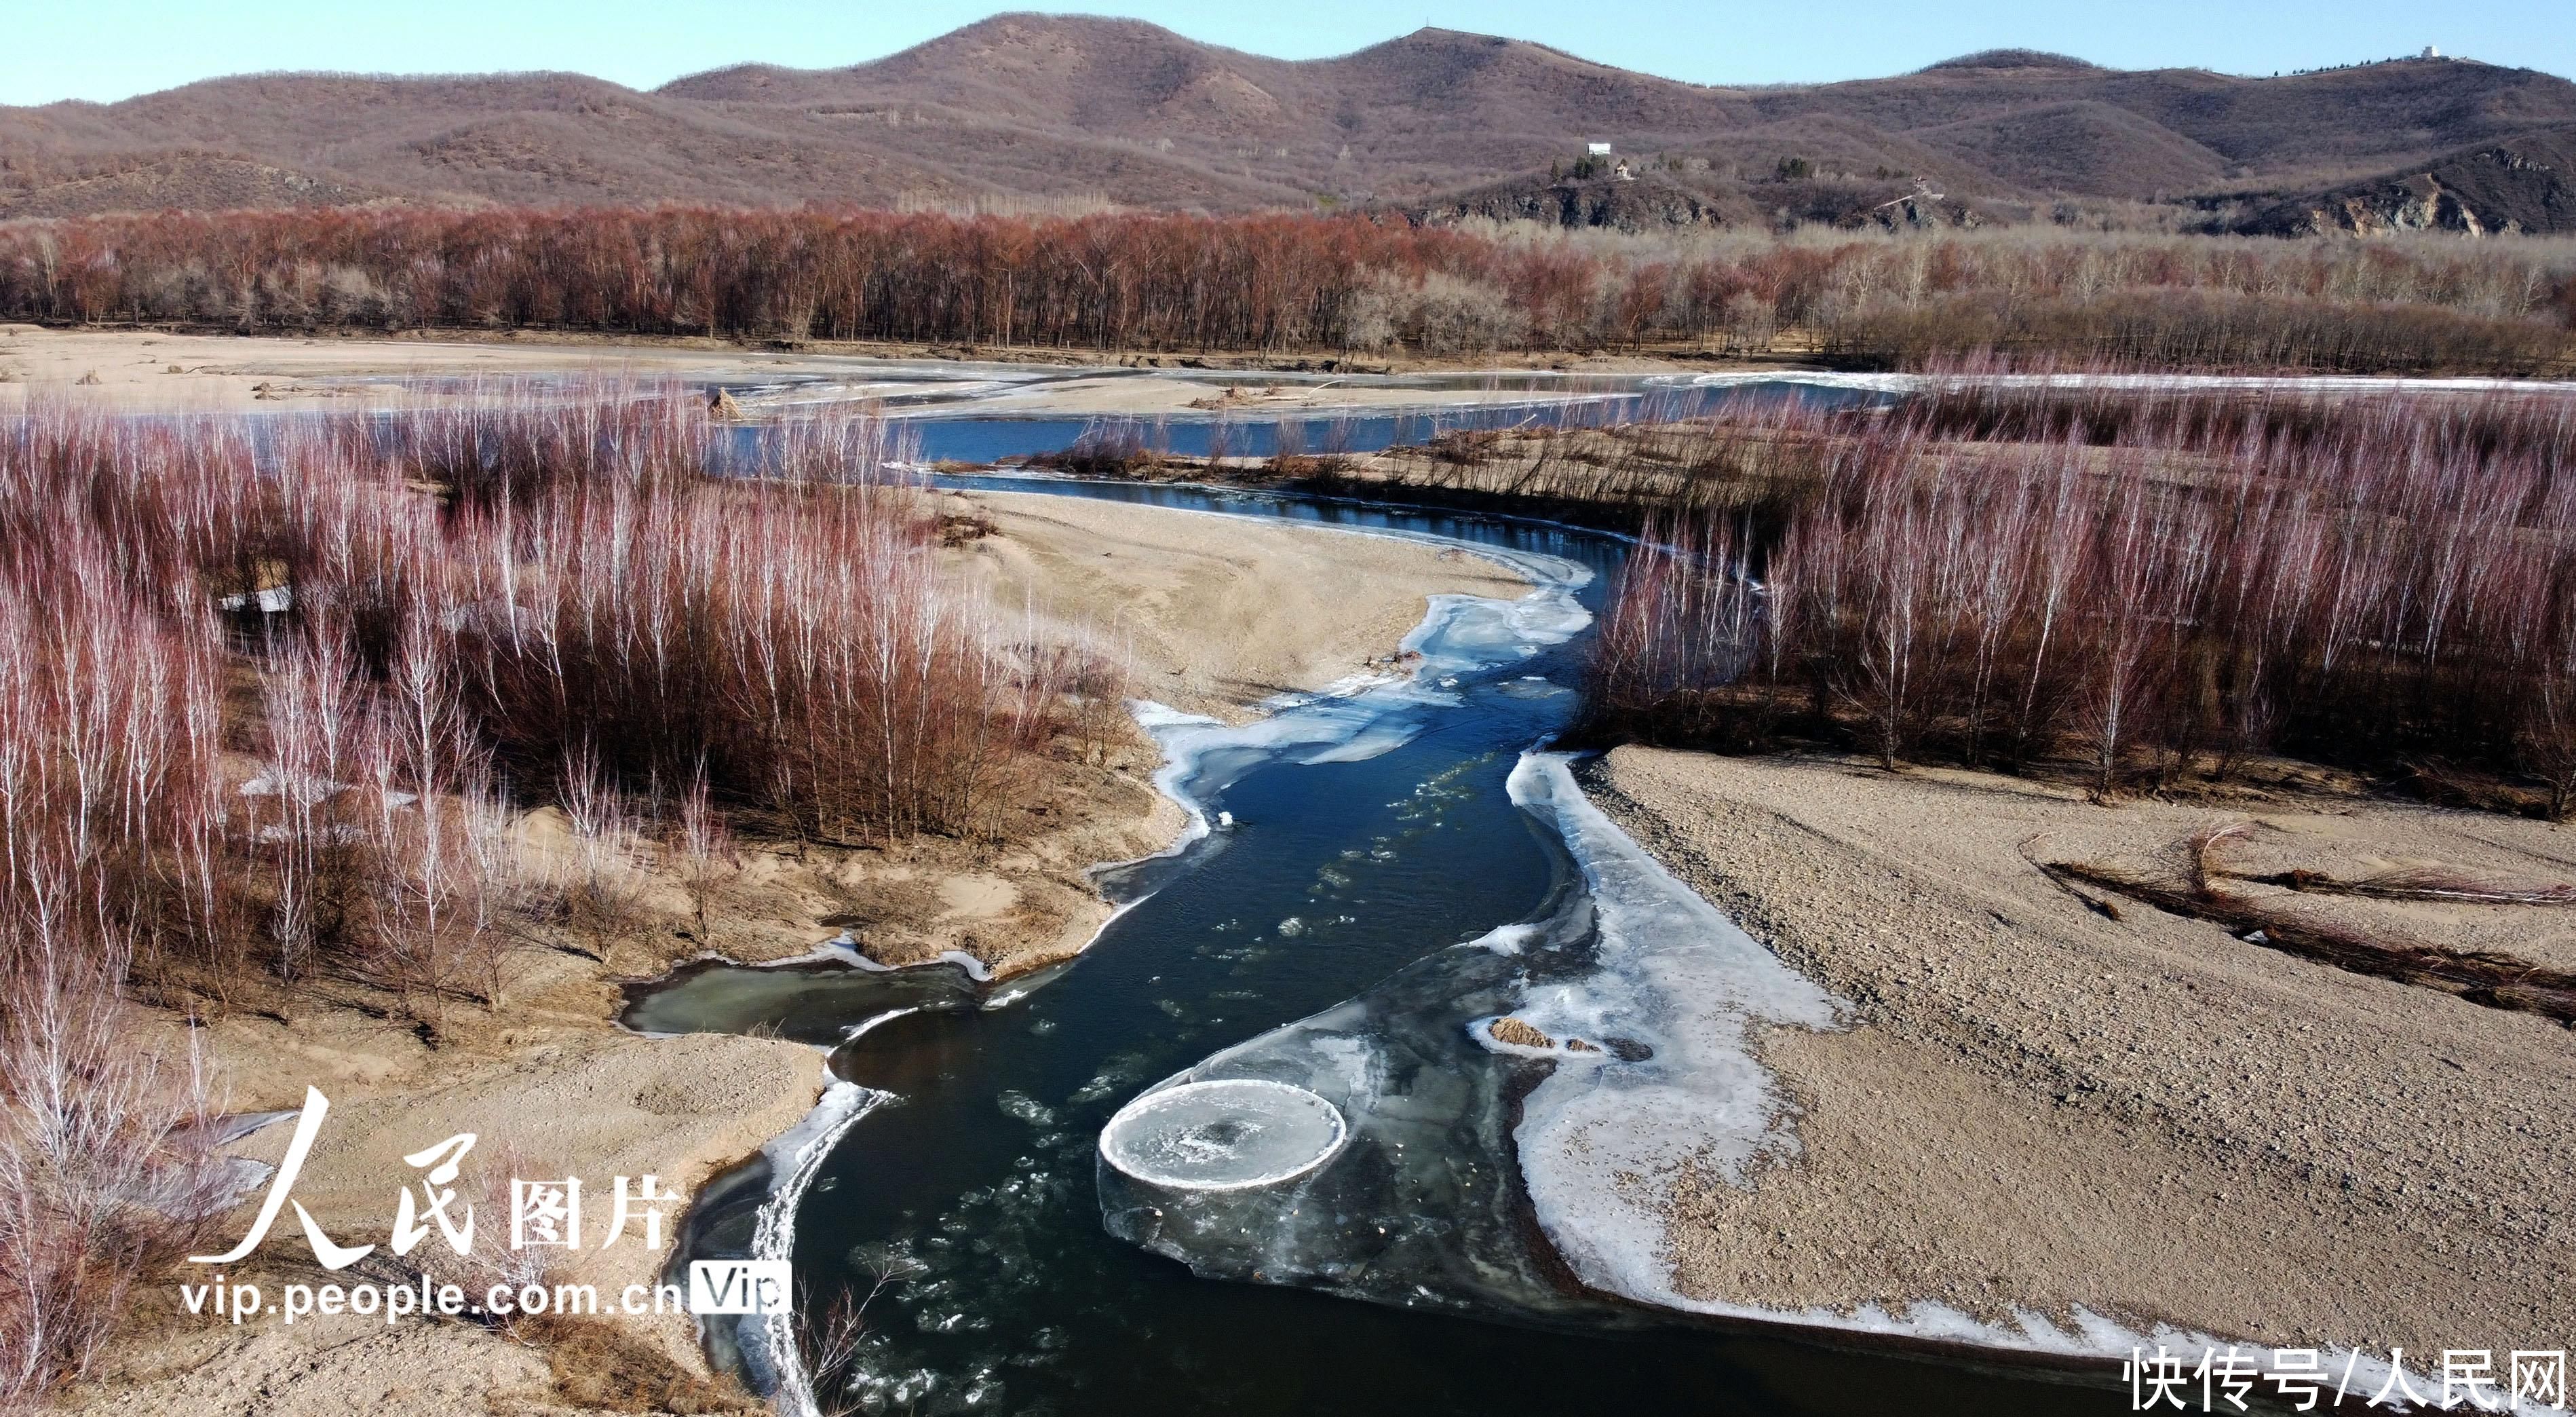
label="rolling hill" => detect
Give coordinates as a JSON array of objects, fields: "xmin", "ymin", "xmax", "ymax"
[{"xmin": 4, "ymin": 14, "xmax": 2573, "ymax": 231}]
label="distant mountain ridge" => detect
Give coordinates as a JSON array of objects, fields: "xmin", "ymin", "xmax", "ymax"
[{"xmin": 4, "ymin": 14, "xmax": 2573, "ymax": 231}]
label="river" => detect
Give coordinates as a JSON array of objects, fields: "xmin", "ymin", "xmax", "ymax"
[{"xmin": 622, "ymin": 471, "xmax": 2128, "ymax": 1416}]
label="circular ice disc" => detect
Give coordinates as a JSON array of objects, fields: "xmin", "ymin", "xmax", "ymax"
[{"xmin": 1099, "ymin": 1079, "xmax": 1349, "ymax": 1190}]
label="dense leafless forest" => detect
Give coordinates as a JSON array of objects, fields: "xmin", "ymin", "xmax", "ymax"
[
  {"xmin": 1575, "ymin": 379, "xmax": 2576, "ymax": 812},
  {"xmin": 2, "ymin": 208, "xmax": 2572, "ymax": 373},
  {"xmin": 0, "ymin": 388, "xmax": 1117, "ymax": 1400}
]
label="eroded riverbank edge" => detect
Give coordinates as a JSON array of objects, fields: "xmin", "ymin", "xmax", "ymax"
[{"xmin": 1571, "ymin": 744, "xmax": 2576, "ymax": 1374}]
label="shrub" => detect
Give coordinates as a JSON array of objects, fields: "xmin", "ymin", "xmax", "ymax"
[
  {"xmin": 1580, "ymin": 377, "xmax": 2576, "ymax": 806},
  {"xmin": 0, "ymin": 385, "xmax": 1118, "ymax": 1394}
]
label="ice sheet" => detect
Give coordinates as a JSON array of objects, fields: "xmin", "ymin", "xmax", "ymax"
[
  {"xmin": 1503, "ymin": 751, "xmax": 1844, "ymax": 1291},
  {"xmin": 1689, "ymin": 369, "xmax": 2576, "ymax": 396},
  {"xmin": 752, "ymin": 1078, "xmax": 891, "ymax": 1417},
  {"xmin": 1100, "ymin": 1079, "xmax": 1349, "ymax": 1190}
]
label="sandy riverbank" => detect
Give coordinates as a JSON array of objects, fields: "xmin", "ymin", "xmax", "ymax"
[
  {"xmin": 948, "ymin": 488, "xmax": 1528, "ymax": 719},
  {"xmin": 0, "ymin": 325, "xmax": 1706, "ymax": 417},
  {"xmin": 1578, "ymin": 747, "xmax": 2576, "ymax": 1361},
  {"xmin": 73, "ymin": 492, "xmax": 1520, "ymax": 1416}
]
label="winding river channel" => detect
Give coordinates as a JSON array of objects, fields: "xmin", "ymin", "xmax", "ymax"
[{"xmin": 622, "ymin": 470, "xmax": 2128, "ymax": 1416}]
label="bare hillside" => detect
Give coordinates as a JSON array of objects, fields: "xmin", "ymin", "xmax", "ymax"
[{"xmin": 3, "ymin": 14, "xmax": 2573, "ymax": 227}]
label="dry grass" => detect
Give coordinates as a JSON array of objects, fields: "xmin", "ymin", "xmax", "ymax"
[{"xmin": 528, "ymin": 1314, "xmax": 760, "ymax": 1414}]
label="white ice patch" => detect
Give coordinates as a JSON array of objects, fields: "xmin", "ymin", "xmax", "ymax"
[
  {"xmin": 754, "ymin": 1078, "xmax": 891, "ymax": 1417},
  {"xmin": 1299, "ymin": 721, "xmax": 1424, "ymax": 764},
  {"xmin": 936, "ymin": 949, "xmax": 995, "ymax": 982},
  {"xmin": 757, "ymin": 934, "xmax": 894, "ymax": 972},
  {"xmin": 997, "ymin": 1089, "xmax": 1058, "ymax": 1129},
  {"xmin": 1100, "ymin": 1079, "xmax": 1350, "ymax": 1191},
  {"xmin": 1687, "ymin": 369, "xmax": 2576, "ymax": 397},
  {"xmin": 1504, "ymin": 751, "xmax": 1845, "ymax": 1300},
  {"xmin": 1470, "ymin": 921, "xmax": 1545, "ymax": 956},
  {"xmin": 840, "ymin": 1006, "xmax": 923, "ymax": 1042}
]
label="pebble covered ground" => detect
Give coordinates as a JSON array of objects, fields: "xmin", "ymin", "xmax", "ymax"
[{"xmin": 1581, "ymin": 746, "xmax": 2576, "ymax": 1359}]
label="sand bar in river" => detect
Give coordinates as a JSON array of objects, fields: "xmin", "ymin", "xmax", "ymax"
[{"xmin": 1581, "ymin": 747, "xmax": 2576, "ymax": 1360}]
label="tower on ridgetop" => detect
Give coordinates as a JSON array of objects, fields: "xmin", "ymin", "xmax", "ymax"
[{"xmin": 2421, "ymin": 45, "xmax": 2442, "ymax": 58}]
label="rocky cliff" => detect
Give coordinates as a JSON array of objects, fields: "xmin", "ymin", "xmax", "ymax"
[{"xmin": 2246, "ymin": 128, "xmax": 2576, "ymax": 235}]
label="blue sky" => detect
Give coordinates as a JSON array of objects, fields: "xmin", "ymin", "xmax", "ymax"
[{"xmin": 5, "ymin": 1, "xmax": 2567, "ymax": 106}]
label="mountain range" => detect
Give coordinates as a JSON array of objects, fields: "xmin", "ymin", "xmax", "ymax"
[{"xmin": 3, "ymin": 14, "xmax": 2572, "ymax": 233}]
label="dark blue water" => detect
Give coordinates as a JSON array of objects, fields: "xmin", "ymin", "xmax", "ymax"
[{"xmin": 628, "ymin": 476, "xmax": 2125, "ymax": 1416}]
